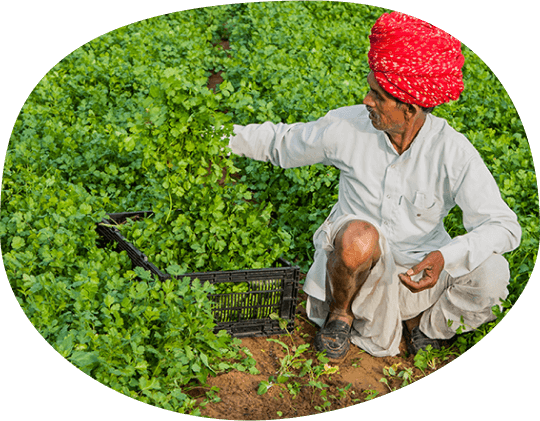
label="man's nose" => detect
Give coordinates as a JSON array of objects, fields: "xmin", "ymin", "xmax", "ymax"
[{"xmin": 363, "ymin": 92, "xmax": 375, "ymax": 108}]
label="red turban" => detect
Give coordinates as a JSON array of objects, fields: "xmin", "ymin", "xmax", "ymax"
[{"xmin": 368, "ymin": 12, "xmax": 465, "ymax": 108}]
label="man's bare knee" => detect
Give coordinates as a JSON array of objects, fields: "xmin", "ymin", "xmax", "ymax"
[{"xmin": 334, "ymin": 220, "xmax": 380, "ymax": 271}]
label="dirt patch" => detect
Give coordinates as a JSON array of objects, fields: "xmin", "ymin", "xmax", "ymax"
[
  {"xmin": 207, "ymin": 40, "xmax": 230, "ymax": 92},
  {"xmin": 194, "ymin": 290, "xmax": 455, "ymax": 420},
  {"xmin": 207, "ymin": 70, "xmax": 225, "ymax": 92}
]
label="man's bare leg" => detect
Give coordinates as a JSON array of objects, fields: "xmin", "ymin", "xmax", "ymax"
[
  {"xmin": 327, "ymin": 220, "xmax": 381, "ymax": 323},
  {"xmin": 405, "ymin": 313, "xmax": 422, "ymax": 332},
  {"xmin": 315, "ymin": 220, "xmax": 381, "ymax": 359}
]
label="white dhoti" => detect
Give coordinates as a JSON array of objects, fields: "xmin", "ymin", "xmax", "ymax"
[{"xmin": 302, "ymin": 214, "xmax": 510, "ymax": 357}]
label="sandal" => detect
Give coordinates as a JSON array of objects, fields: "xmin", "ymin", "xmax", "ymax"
[
  {"xmin": 314, "ymin": 318, "xmax": 351, "ymax": 360},
  {"xmin": 403, "ymin": 324, "xmax": 442, "ymax": 355}
]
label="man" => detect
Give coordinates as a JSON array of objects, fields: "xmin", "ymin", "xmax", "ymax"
[{"xmin": 228, "ymin": 12, "xmax": 521, "ymax": 359}]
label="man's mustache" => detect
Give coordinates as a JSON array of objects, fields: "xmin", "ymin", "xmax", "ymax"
[{"xmin": 366, "ymin": 106, "xmax": 378, "ymax": 119}]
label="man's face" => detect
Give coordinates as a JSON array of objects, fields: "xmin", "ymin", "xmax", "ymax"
[{"xmin": 362, "ymin": 72, "xmax": 408, "ymax": 134}]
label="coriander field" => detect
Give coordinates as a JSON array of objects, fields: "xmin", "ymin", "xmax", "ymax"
[{"xmin": 1, "ymin": 1, "xmax": 538, "ymax": 419}]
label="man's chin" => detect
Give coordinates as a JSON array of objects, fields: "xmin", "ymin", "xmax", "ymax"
[{"xmin": 369, "ymin": 118, "xmax": 381, "ymax": 130}]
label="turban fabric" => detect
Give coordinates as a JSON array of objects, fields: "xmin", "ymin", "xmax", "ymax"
[{"xmin": 368, "ymin": 12, "xmax": 465, "ymax": 108}]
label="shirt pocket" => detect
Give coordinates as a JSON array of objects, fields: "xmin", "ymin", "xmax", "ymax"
[{"xmin": 399, "ymin": 191, "xmax": 443, "ymax": 235}]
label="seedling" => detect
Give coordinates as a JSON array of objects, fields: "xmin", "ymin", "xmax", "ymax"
[
  {"xmin": 363, "ymin": 389, "xmax": 379, "ymax": 401},
  {"xmin": 256, "ymin": 323, "xmax": 351, "ymax": 413},
  {"xmin": 379, "ymin": 363, "xmax": 416, "ymax": 391},
  {"xmin": 414, "ymin": 345, "xmax": 459, "ymax": 373}
]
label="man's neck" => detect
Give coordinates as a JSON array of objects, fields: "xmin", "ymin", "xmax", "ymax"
[{"xmin": 386, "ymin": 114, "xmax": 427, "ymax": 155}]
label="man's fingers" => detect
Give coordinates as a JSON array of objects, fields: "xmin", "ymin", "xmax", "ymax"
[
  {"xmin": 406, "ymin": 260, "xmax": 431, "ymax": 276},
  {"xmin": 414, "ymin": 275, "xmax": 432, "ymax": 291},
  {"xmin": 398, "ymin": 273, "xmax": 410, "ymax": 283},
  {"xmin": 399, "ymin": 272, "xmax": 432, "ymax": 293},
  {"xmin": 399, "ymin": 272, "xmax": 420, "ymax": 290},
  {"xmin": 401, "ymin": 252, "xmax": 444, "ymax": 293},
  {"xmin": 405, "ymin": 264, "xmax": 418, "ymax": 276},
  {"xmin": 401, "ymin": 278, "xmax": 420, "ymax": 293},
  {"xmin": 406, "ymin": 251, "xmax": 444, "ymax": 277}
]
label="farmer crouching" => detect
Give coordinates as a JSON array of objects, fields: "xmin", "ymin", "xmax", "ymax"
[{"xmin": 228, "ymin": 11, "xmax": 521, "ymax": 359}]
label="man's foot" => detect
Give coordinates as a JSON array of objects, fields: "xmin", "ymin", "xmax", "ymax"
[
  {"xmin": 314, "ymin": 318, "xmax": 351, "ymax": 361},
  {"xmin": 404, "ymin": 324, "xmax": 442, "ymax": 355}
]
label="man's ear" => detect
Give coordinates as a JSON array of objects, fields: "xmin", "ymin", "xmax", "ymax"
[{"xmin": 405, "ymin": 103, "xmax": 422, "ymax": 120}]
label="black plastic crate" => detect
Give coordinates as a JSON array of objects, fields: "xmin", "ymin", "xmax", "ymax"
[{"xmin": 96, "ymin": 211, "xmax": 300, "ymax": 337}]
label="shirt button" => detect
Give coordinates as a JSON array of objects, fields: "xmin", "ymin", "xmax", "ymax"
[
  {"xmin": 386, "ymin": 194, "xmax": 391, "ymax": 199},
  {"xmin": 384, "ymin": 221, "xmax": 389, "ymax": 225}
]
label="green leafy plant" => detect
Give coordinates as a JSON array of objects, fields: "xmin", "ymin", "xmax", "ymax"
[
  {"xmin": 379, "ymin": 363, "xmax": 416, "ymax": 392},
  {"xmin": 2, "ymin": 1, "xmax": 537, "ymax": 415},
  {"xmin": 363, "ymin": 389, "xmax": 379, "ymax": 401},
  {"xmin": 414, "ymin": 345, "xmax": 460, "ymax": 374},
  {"xmin": 257, "ymin": 313, "xmax": 352, "ymax": 412}
]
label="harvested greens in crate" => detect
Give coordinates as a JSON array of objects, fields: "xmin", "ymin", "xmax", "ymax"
[{"xmin": 96, "ymin": 211, "xmax": 300, "ymax": 337}]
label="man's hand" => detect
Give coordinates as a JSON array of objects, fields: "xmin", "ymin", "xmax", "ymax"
[{"xmin": 398, "ymin": 251, "xmax": 445, "ymax": 293}]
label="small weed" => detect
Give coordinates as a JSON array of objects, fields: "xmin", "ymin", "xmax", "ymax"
[
  {"xmin": 379, "ymin": 363, "xmax": 416, "ymax": 391},
  {"xmin": 363, "ymin": 388, "xmax": 379, "ymax": 401},
  {"xmin": 258, "ymin": 313, "xmax": 356, "ymax": 413},
  {"xmin": 414, "ymin": 345, "xmax": 459, "ymax": 373},
  {"xmin": 351, "ymin": 357, "xmax": 362, "ymax": 368}
]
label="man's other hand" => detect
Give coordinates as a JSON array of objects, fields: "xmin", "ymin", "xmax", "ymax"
[{"xmin": 398, "ymin": 251, "xmax": 445, "ymax": 293}]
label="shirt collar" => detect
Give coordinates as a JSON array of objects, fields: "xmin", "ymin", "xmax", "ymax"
[{"xmin": 381, "ymin": 114, "xmax": 433, "ymax": 159}]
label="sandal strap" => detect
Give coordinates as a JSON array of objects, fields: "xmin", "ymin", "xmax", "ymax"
[
  {"xmin": 408, "ymin": 326, "xmax": 441, "ymax": 353},
  {"xmin": 321, "ymin": 319, "xmax": 351, "ymax": 336}
]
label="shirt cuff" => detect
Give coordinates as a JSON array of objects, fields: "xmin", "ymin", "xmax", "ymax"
[
  {"xmin": 439, "ymin": 240, "xmax": 469, "ymax": 278},
  {"xmin": 228, "ymin": 124, "xmax": 246, "ymax": 156}
]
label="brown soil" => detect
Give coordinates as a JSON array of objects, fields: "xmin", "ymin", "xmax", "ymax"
[
  {"xmin": 191, "ymin": 291, "xmax": 455, "ymax": 420},
  {"xmin": 200, "ymin": 38, "xmax": 456, "ymax": 420},
  {"xmin": 207, "ymin": 40, "xmax": 230, "ymax": 93}
]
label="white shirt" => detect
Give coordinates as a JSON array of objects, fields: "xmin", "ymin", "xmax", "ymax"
[{"xmin": 229, "ymin": 104, "xmax": 521, "ymax": 278}]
